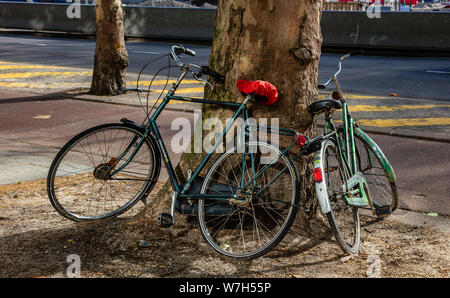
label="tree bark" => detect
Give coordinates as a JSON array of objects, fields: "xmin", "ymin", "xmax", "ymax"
[
  {"xmin": 140, "ymin": 0, "xmax": 324, "ymax": 233},
  {"xmin": 90, "ymin": 0, "xmax": 129, "ymax": 96}
]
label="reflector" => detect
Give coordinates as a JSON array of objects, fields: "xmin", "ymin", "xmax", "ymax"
[
  {"xmin": 314, "ymin": 167, "xmax": 323, "ymax": 182},
  {"xmin": 294, "ymin": 133, "xmax": 307, "ymax": 147}
]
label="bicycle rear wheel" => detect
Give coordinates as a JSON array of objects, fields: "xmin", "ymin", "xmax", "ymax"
[
  {"xmin": 47, "ymin": 123, "xmax": 160, "ymax": 221},
  {"xmin": 197, "ymin": 141, "xmax": 300, "ymax": 259},
  {"xmin": 321, "ymin": 140, "xmax": 360, "ymax": 254}
]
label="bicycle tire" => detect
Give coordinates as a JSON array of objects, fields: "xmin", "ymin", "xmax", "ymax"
[
  {"xmin": 353, "ymin": 132, "xmax": 398, "ymax": 217},
  {"xmin": 321, "ymin": 139, "xmax": 360, "ymax": 254},
  {"xmin": 197, "ymin": 141, "xmax": 300, "ymax": 259},
  {"xmin": 47, "ymin": 123, "xmax": 160, "ymax": 221}
]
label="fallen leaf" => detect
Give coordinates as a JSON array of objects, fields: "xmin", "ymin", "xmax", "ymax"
[
  {"xmin": 426, "ymin": 212, "xmax": 439, "ymax": 217},
  {"xmin": 292, "ymin": 274, "xmax": 305, "ymax": 278},
  {"xmin": 340, "ymin": 255, "xmax": 355, "ymax": 263},
  {"xmin": 33, "ymin": 115, "xmax": 51, "ymax": 119}
]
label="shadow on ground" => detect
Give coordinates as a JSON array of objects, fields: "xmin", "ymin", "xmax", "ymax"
[{"xmin": 0, "ymin": 215, "xmax": 344, "ymax": 278}]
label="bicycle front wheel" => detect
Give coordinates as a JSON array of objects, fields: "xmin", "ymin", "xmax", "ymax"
[
  {"xmin": 47, "ymin": 123, "xmax": 160, "ymax": 221},
  {"xmin": 354, "ymin": 133, "xmax": 398, "ymax": 217},
  {"xmin": 321, "ymin": 140, "xmax": 360, "ymax": 254},
  {"xmin": 197, "ymin": 141, "xmax": 300, "ymax": 259}
]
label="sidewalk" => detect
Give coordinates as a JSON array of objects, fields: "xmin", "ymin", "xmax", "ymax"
[{"xmin": 0, "ymin": 172, "xmax": 448, "ymax": 278}]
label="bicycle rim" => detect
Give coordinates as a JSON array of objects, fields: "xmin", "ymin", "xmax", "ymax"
[
  {"xmin": 47, "ymin": 124, "xmax": 158, "ymax": 221},
  {"xmin": 323, "ymin": 140, "xmax": 360, "ymax": 254}
]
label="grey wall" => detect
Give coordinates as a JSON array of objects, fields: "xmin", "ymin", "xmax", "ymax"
[
  {"xmin": 322, "ymin": 11, "xmax": 450, "ymax": 52},
  {"xmin": 0, "ymin": 3, "xmax": 97, "ymax": 34},
  {"xmin": 0, "ymin": 2, "xmax": 449, "ymax": 52}
]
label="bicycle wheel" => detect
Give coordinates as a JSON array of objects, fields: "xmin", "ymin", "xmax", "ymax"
[
  {"xmin": 321, "ymin": 139, "xmax": 360, "ymax": 254},
  {"xmin": 197, "ymin": 141, "xmax": 300, "ymax": 259},
  {"xmin": 47, "ymin": 123, "xmax": 160, "ymax": 221},
  {"xmin": 354, "ymin": 134, "xmax": 398, "ymax": 217}
]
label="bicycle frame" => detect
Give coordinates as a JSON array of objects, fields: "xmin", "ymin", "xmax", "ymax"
[
  {"xmin": 109, "ymin": 67, "xmax": 300, "ymax": 206},
  {"xmin": 322, "ymin": 72, "xmax": 371, "ymax": 207}
]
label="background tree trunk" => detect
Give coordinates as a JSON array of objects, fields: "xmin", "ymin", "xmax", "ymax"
[
  {"xmin": 140, "ymin": 0, "xmax": 324, "ymax": 235},
  {"xmin": 90, "ymin": 0, "xmax": 128, "ymax": 96}
]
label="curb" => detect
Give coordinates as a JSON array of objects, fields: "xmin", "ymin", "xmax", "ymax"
[
  {"xmin": 70, "ymin": 94, "xmax": 199, "ymax": 114},
  {"xmin": 360, "ymin": 208, "xmax": 449, "ymax": 234}
]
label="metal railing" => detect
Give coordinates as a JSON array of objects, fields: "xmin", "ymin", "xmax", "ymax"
[
  {"xmin": 323, "ymin": 2, "xmax": 367, "ymax": 11},
  {"xmin": 321, "ymin": 0, "xmax": 450, "ymax": 12}
]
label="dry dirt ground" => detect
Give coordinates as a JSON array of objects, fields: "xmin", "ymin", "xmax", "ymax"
[{"xmin": 0, "ymin": 179, "xmax": 448, "ymax": 278}]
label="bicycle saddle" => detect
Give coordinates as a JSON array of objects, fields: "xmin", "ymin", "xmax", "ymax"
[
  {"xmin": 308, "ymin": 99, "xmax": 342, "ymax": 114},
  {"xmin": 237, "ymin": 80, "xmax": 278, "ymax": 106}
]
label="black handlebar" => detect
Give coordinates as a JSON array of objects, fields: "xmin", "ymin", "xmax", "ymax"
[
  {"xmin": 201, "ymin": 66, "xmax": 226, "ymax": 84},
  {"xmin": 170, "ymin": 44, "xmax": 225, "ymax": 84}
]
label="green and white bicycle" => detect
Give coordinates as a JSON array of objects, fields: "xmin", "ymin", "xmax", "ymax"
[{"xmin": 311, "ymin": 51, "xmax": 398, "ymax": 254}]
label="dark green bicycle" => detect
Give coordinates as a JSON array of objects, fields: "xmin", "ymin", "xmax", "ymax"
[
  {"xmin": 47, "ymin": 46, "xmax": 397, "ymax": 259},
  {"xmin": 47, "ymin": 45, "xmax": 310, "ymax": 259}
]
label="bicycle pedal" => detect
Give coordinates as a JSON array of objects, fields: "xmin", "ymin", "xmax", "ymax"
[
  {"xmin": 157, "ymin": 213, "xmax": 173, "ymax": 228},
  {"xmin": 375, "ymin": 205, "xmax": 392, "ymax": 217}
]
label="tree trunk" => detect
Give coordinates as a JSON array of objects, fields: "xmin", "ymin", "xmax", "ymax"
[
  {"xmin": 140, "ymin": 0, "xmax": 324, "ymax": 235},
  {"xmin": 90, "ymin": 0, "xmax": 128, "ymax": 96},
  {"xmin": 205, "ymin": 0, "xmax": 323, "ymax": 219}
]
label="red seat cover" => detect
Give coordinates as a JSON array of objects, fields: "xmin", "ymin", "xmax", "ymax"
[{"xmin": 236, "ymin": 80, "xmax": 278, "ymax": 106}]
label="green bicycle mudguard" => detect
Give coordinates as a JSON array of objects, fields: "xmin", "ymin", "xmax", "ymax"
[{"xmin": 354, "ymin": 127, "xmax": 396, "ymax": 184}]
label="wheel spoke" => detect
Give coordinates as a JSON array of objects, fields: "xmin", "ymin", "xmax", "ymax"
[
  {"xmin": 197, "ymin": 141, "xmax": 298, "ymax": 259},
  {"xmin": 323, "ymin": 140, "xmax": 360, "ymax": 254},
  {"xmin": 49, "ymin": 125, "xmax": 157, "ymax": 221}
]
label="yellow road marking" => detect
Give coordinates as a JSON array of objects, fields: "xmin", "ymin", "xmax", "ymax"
[
  {"xmin": 318, "ymin": 92, "xmax": 391, "ymax": 100},
  {"xmin": 0, "ymin": 71, "xmax": 92, "ymax": 79},
  {"xmin": 336, "ymin": 118, "xmax": 450, "ymax": 127},
  {"xmin": 128, "ymin": 80, "xmax": 203, "ymax": 86},
  {"xmin": 0, "ymin": 65, "xmax": 78, "ymax": 70},
  {"xmin": 147, "ymin": 98, "xmax": 203, "ymax": 105},
  {"xmin": 0, "ymin": 81, "xmax": 203, "ymax": 89},
  {"xmin": 149, "ymin": 87, "xmax": 204, "ymax": 94},
  {"xmin": 0, "ymin": 60, "xmax": 91, "ymax": 70},
  {"xmin": 350, "ymin": 104, "xmax": 450, "ymax": 112},
  {"xmin": 345, "ymin": 94, "xmax": 392, "ymax": 100},
  {"xmin": 0, "ymin": 82, "xmax": 65, "ymax": 88}
]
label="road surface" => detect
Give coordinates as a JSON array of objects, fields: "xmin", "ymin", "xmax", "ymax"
[{"xmin": 0, "ymin": 34, "xmax": 449, "ymax": 101}]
